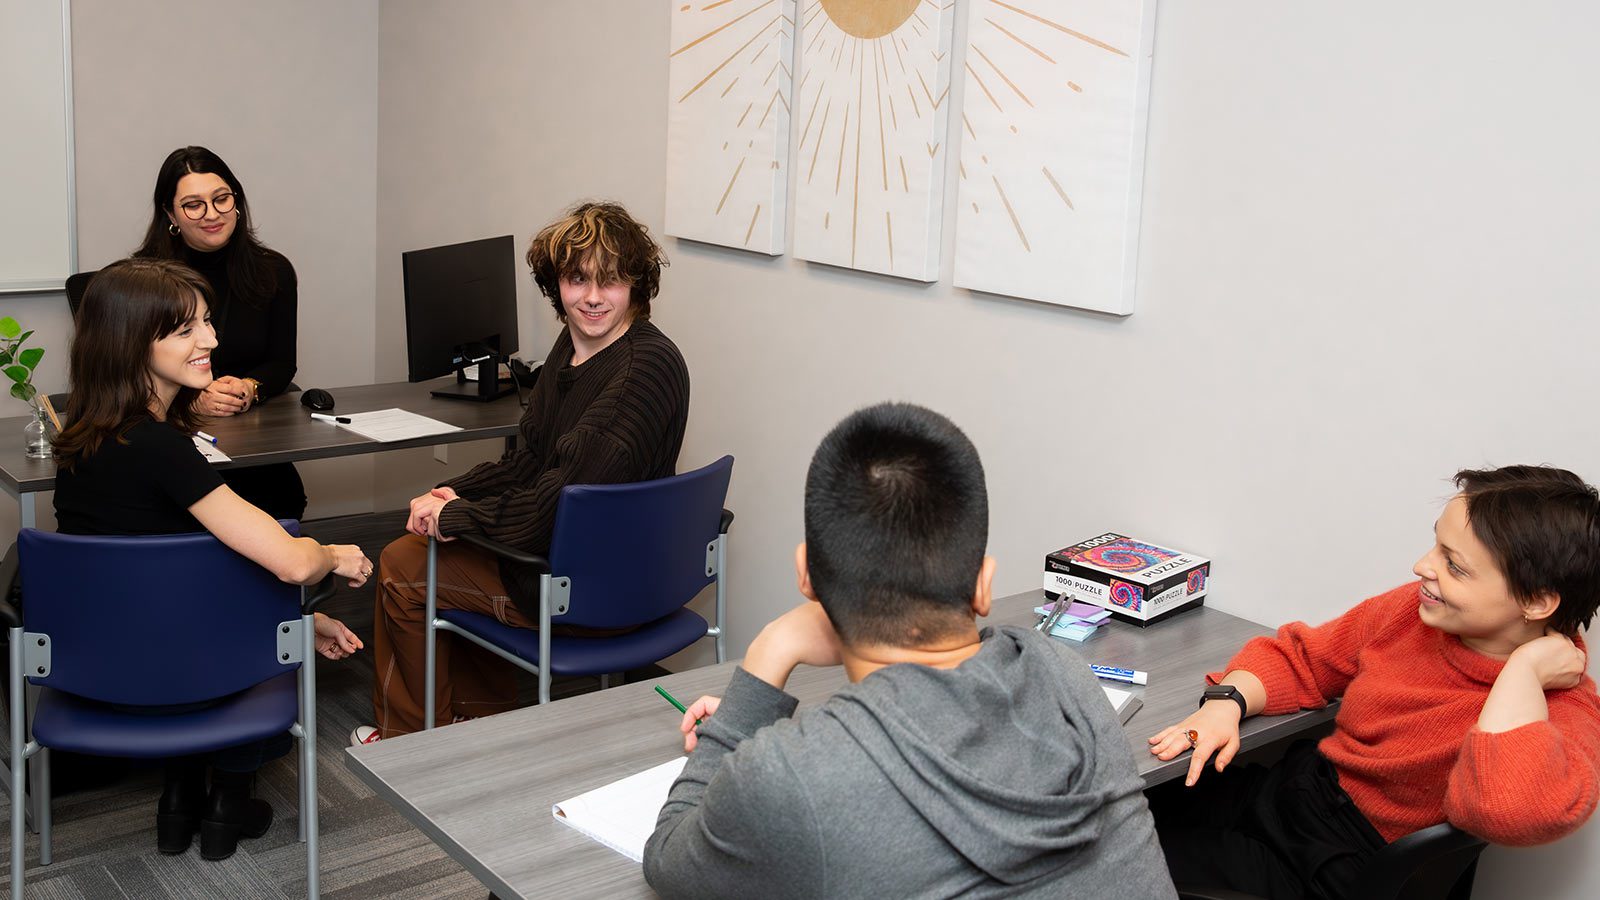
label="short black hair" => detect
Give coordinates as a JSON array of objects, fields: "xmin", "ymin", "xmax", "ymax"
[
  {"xmin": 1454, "ymin": 465, "xmax": 1600, "ymax": 636},
  {"xmin": 803, "ymin": 403, "xmax": 988, "ymax": 646}
]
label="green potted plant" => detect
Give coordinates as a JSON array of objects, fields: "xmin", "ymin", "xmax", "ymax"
[{"xmin": 1, "ymin": 316, "xmax": 52, "ymax": 459}]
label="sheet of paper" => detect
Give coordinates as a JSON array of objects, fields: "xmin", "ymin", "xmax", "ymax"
[
  {"xmin": 1102, "ymin": 685, "xmax": 1133, "ymax": 710},
  {"xmin": 193, "ymin": 435, "xmax": 231, "ymax": 463},
  {"xmin": 552, "ymin": 756, "xmax": 688, "ymax": 863},
  {"xmin": 337, "ymin": 408, "xmax": 463, "ymax": 443}
]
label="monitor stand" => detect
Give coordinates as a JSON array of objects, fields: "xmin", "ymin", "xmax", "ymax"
[{"xmin": 432, "ymin": 357, "xmax": 516, "ymax": 402}]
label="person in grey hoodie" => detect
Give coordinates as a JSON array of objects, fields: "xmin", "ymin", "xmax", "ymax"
[{"xmin": 643, "ymin": 403, "xmax": 1177, "ymax": 899}]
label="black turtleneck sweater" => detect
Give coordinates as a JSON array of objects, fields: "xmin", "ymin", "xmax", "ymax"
[
  {"xmin": 436, "ymin": 319, "xmax": 690, "ymax": 616},
  {"xmin": 182, "ymin": 246, "xmax": 298, "ymax": 399}
]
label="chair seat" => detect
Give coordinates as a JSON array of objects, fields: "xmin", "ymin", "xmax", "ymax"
[
  {"xmin": 31, "ymin": 671, "xmax": 300, "ymax": 759},
  {"xmin": 436, "ymin": 608, "xmax": 710, "ymax": 677}
]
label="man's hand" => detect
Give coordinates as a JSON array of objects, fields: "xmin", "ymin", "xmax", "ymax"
[
  {"xmin": 680, "ymin": 695, "xmax": 722, "ymax": 752},
  {"xmin": 407, "ymin": 486, "xmax": 460, "ymax": 541},
  {"xmin": 742, "ymin": 601, "xmax": 845, "ymax": 691},
  {"xmin": 197, "ymin": 377, "xmax": 251, "ymax": 417}
]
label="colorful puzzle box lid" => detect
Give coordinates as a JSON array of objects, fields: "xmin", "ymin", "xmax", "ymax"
[{"xmin": 1049, "ymin": 533, "xmax": 1209, "ymax": 582}]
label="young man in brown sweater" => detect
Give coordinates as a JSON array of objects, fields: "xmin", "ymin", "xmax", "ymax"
[{"xmin": 354, "ymin": 202, "xmax": 690, "ymax": 743}]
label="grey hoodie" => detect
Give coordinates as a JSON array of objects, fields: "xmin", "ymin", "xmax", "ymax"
[{"xmin": 643, "ymin": 625, "xmax": 1177, "ymax": 899}]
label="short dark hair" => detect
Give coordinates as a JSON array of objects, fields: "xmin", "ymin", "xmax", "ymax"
[
  {"xmin": 133, "ymin": 146, "xmax": 280, "ymax": 307},
  {"xmin": 1454, "ymin": 465, "xmax": 1600, "ymax": 636},
  {"xmin": 803, "ymin": 403, "xmax": 989, "ymax": 646},
  {"xmin": 54, "ymin": 258, "xmax": 213, "ymax": 468},
  {"xmin": 526, "ymin": 201, "xmax": 667, "ymax": 322}
]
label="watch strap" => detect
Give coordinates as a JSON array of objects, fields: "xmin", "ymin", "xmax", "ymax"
[{"xmin": 1200, "ymin": 685, "xmax": 1248, "ymax": 720}]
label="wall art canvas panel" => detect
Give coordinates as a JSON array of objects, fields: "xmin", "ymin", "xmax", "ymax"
[
  {"xmin": 665, "ymin": 0, "xmax": 796, "ymax": 255},
  {"xmin": 791, "ymin": 1, "xmax": 955, "ymax": 281},
  {"xmin": 952, "ymin": 0, "xmax": 1158, "ymax": 314}
]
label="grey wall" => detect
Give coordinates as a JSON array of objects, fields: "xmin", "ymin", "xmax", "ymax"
[
  {"xmin": 68, "ymin": 0, "xmax": 382, "ymax": 518},
  {"xmin": 374, "ymin": 1, "xmax": 1600, "ymax": 896}
]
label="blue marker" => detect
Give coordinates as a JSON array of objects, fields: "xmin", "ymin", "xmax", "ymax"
[{"xmin": 1089, "ymin": 664, "xmax": 1148, "ymax": 686}]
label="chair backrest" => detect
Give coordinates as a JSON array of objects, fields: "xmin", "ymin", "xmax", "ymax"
[
  {"xmin": 64, "ymin": 270, "xmax": 96, "ymax": 318},
  {"xmin": 547, "ymin": 455, "xmax": 733, "ymax": 630},
  {"xmin": 1350, "ymin": 822, "xmax": 1487, "ymax": 900},
  {"xmin": 17, "ymin": 526, "xmax": 304, "ymax": 706}
]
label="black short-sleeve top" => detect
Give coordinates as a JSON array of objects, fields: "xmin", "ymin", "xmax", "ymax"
[{"xmin": 54, "ymin": 418, "xmax": 225, "ymax": 535}]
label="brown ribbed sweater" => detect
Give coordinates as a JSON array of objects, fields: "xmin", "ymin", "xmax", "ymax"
[{"xmin": 435, "ymin": 319, "xmax": 689, "ymax": 616}]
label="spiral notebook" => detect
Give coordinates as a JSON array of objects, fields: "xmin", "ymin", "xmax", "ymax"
[{"xmin": 552, "ymin": 756, "xmax": 687, "ymax": 862}]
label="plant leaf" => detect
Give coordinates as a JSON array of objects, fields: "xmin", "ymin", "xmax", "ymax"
[
  {"xmin": 18, "ymin": 348, "xmax": 43, "ymax": 369},
  {"xmin": 3, "ymin": 365, "xmax": 30, "ymax": 385},
  {"xmin": 0, "ymin": 318, "xmax": 18, "ymax": 339},
  {"xmin": 10, "ymin": 383, "xmax": 33, "ymax": 402},
  {"xmin": 0, "ymin": 350, "xmax": 12, "ymax": 367}
]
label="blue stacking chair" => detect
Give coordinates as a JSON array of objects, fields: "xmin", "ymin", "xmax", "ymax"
[
  {"xmin": 424, "ymin": 455, "xmax": 733, "ymax": 721},
  {"xmin": 1, "ymin": 527, "xmax": 335, "ymax": 899}
]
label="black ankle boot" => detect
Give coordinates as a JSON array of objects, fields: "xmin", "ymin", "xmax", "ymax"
[
  {"xmin": 199, "ymin": 769, "xmax": 274, "ymax": 860},
  {"xmin": 157, "ymin": 759, "xmax": 206, "ymax": 854}
]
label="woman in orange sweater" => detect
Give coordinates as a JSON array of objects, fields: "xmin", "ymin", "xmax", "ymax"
[{"xmin": 1146, "ymin": 465, "xmax": 1600, "ymax": 900}]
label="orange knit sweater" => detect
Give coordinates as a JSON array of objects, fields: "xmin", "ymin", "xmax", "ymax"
[{"xmin": 1212, "ymin": 582, "xmax": 1600, "ymax": 845}]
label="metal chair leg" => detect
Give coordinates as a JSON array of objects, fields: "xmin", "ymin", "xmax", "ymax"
[
  {"xmin": 35, "ymin": 748, "xmax": 49, "ymax": 866},
  {"xmin": 302, "ymin": 613, "xmax": 320, "ymax": 899},
  {"xmin": 424, "ymin": 538, "xmax": 438, "ymax": 730},
  {"xmin": 10, "ymin": 627, "xmax": 27, "ymax": 900}
]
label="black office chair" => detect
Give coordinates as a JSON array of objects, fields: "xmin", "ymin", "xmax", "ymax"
[
  {"xmin": 1175, "ymin": 823, "xmax": 1487, "ymax": 900},
  {"xmin": 63, "ymin": 271, "xmax": 95, "ymax": 318}
]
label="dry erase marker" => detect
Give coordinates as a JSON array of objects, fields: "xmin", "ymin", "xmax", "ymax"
[
  {"xmin": 1089, "ymin": 665, "xmax": 1148, "ymax": 686},
  {"xmin": 310, "ymin": 412, "xmax": 352, "ymax": 425},
  {"xmin": 194, "ymin": 431, "xmax": 219, "ymax": 445},
  {"xmin": 655, "ymin": 685, "xmax": 702, "ymax": 725}
]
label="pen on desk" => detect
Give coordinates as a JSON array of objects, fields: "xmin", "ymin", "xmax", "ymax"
[
  {"xmin": 310, "ymin": 413, "xmax": 352, "ymax": 425},
  {"xmin": 194, "ymin": 431, "xmax": 219, "ymax": 445},
  {"xmin": 655, "ymin": 685, "xmax": 702, "ymax": 725},
  {"xmin": 1089, "ymin": 664, "xmax": 1149, "ymax": 686}
]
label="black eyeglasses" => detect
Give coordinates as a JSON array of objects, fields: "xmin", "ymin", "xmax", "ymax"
[{"xmin": 178, "ymin": 192, "xmax": 236, "ymax": 220}]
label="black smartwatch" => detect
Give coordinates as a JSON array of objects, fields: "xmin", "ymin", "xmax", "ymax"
[{"xmin": 1200, "ymin": 684, "xmax": 1248, "ymax": 720}]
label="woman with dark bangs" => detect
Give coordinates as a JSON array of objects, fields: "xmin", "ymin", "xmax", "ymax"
[
  {"xmin": 53, "ymin": 257, "xmax": 369, "ymax": 860},
  {"xmin": 352, "ymin": 201, "xmax": 690, "ymax": 744},
  {"xmin": 131, "ymin": 145, "xmax": 306, "ymax": 522}
]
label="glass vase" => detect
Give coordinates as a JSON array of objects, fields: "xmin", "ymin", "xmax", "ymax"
[{"xmin": 23, "ymin": 400, "xmax": 53, "ymax": 459}]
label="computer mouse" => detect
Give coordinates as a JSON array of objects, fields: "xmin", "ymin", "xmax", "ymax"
[{"xmin": 300, "ymin": 388, "xmax": 335, "ymax": 411}]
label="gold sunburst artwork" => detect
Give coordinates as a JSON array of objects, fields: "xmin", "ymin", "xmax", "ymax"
[
  {"xmin": 952, "ymin": 0, "xmax": 1158, "ymax": 314},
  {"xmin": 791, "ymin": 0, "xmax": 955, "ymax": 281},
  {"xmin": 665, "ymin": 0, "xmax": 796, "ymax": 255}
]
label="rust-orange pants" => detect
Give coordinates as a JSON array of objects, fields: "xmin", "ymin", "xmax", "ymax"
[{"xmin": 368, "ymin": 533, "xmax": 534, "ymax": 737}]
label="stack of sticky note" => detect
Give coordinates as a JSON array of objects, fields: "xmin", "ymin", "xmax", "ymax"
[{"xmin": 1032, "ymin": 600, "xmax": 1113, "ymax": 642}]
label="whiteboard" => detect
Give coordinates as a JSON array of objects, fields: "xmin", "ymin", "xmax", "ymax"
[{"xmin": 0, "ymin": 0, "xmax": 76, "ymax": 293}]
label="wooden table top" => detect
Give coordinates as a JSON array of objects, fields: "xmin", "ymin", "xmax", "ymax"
[{"xmin": 345, "ymin": 590, "xmax": 1332, "ymax": 899}]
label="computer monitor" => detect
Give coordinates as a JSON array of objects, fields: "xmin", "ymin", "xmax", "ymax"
[{"xmin": 402, "ymin": 235, "xmax": 519, "ymax": 401}]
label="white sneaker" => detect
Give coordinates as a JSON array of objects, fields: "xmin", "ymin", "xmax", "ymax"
[{"xmin": 349, "ymin": 725, "xmax": 382, "ymax": 746}]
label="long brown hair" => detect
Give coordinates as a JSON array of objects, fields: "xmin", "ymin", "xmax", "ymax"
[{"xmin": 54, "ymin": 259, "xmax": 213, "ymax": 469}]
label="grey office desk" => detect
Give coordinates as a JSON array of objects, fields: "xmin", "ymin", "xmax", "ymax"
[
  {"xmin": 345, "ymin": 590, "xmax": 1336, "ymax": 899},
  {"xmin": 0, "ymin": 377, "xmax": 525, "ymax": 529}
]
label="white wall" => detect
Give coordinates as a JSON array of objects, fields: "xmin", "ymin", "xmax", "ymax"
[
  {"xmin": 68, "ymin": 0, "xmax": 382, "ymax": 517},
  {"xmin": 373, "ymin": 1, "xmax": 1600, "ymax": 896}
]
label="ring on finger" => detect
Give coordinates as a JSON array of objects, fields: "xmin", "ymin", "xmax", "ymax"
[{"xmin": 1185, "ymin": 729, "xmax": 1199, "ymax": 750}]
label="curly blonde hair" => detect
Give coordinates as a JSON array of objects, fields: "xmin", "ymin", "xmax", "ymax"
[{"xmin": 526, "ymin": 201, "xmax": 667, "ymax": 321}]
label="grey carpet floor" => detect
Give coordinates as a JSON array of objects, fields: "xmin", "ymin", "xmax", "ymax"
[{"xmin": 1, "ymin": 512, "xmax": 626, "ymax": 899}]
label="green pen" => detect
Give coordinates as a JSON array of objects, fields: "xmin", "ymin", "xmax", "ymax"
[{"xmin": 655, "ymin": 685, "xmax": 702, "ymax": 725}]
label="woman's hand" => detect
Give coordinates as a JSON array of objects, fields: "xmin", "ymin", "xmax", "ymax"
[
  {"xmin": 1149, "ymin": 700, "xmax": 1245, "ymax": 787},
  {"xmin": 328, "ymin": 543, "xmax": 374, "ymax": 588},
  {"xmin": 1508, "ymin": 630, "xmax": 1588, "ymax": 691},
  {"xmin": 680, "ymin": 695, "xmax": 722, "ymax": 752},
  {"xmin": 312, "ymin": 612, "xmax": 364, "ymax": 660},
  {"xmin": 198, "ymin": 377, "xmax": 251, "ymax": 417}
]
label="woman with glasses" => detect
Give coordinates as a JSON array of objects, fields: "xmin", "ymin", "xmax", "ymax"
[{"xmin": 131, "ymin": 145, "xmax": 306, "ymax": 521}]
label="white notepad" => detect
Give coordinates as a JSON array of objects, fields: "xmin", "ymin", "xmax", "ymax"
[
  {"xmin": 1102, "ymin": 685, "xmax": 1143, "ymax": 725},
  {"xmin": 552, "ymin": 756, "xmax": 687, "ymax": 863}
]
